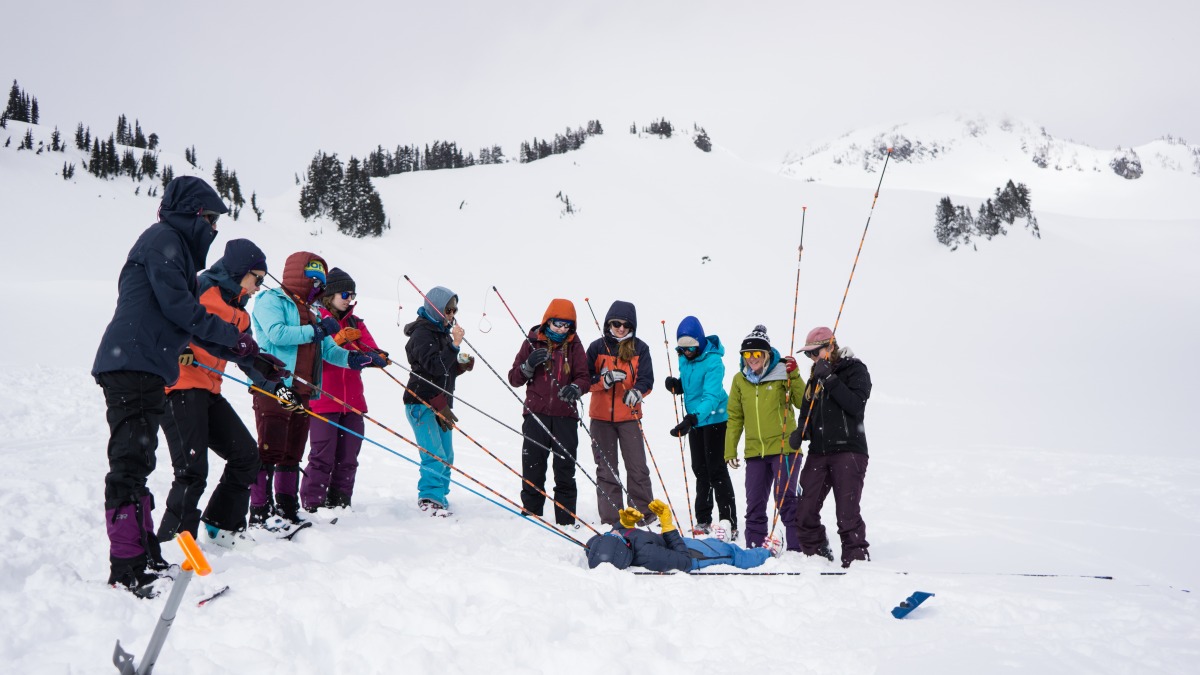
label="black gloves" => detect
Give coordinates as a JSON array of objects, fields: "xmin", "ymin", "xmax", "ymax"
[
  {"xmin": 521, "ymin": 347, "xmax": 550, "ymax": 379},
  {"xmin": 812, "ymin": 358, "xmax": 834, "ymax": 382},
  {"xmin": 311, "ymin": 316, "xmax": 342, "ymax": 342},
  {"xmin": 670, "ymin": 414, "xmax": 698, "ymax": 438},
  {"xmin": 788, "ymin": 427, "xmax": 803, "ymax": 450},
  {"xmin": 275, "ymin": 384, "xmax": 305, "ymax": 413},
  {"xmin": 664, "ymin": 376, "xmax": 682, "ymax": 395},
  {"xmin": 230, "ymin": 331, "xmax": 259, "ymax": 358},
  {"xmin": 254, "ymin": 353, "xmax": 291, "ymax": 384},
  {"xmin": 558, "ymin": 384, "xmax": 583, "ymax": 403}
]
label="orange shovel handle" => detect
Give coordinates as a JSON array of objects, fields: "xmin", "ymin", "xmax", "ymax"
[{"xmin": 175, "ymin": 531, "xmax": 212, "ymax": 576}]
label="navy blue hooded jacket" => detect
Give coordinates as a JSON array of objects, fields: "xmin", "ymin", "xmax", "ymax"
[{"xmin": 92, "ymin": 176, "xmax": 240, "ymax": 385}]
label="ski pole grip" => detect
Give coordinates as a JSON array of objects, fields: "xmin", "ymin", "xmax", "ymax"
[{"xmin": 175, "ymin": 531, "xmax": 212, "ymax": 576}]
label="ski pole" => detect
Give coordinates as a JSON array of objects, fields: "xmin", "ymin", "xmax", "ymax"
[
  {"xmin": 112, "ymin": 532, "xmax": 212, "ymax": 675},
  {"xmin": 769, "ymin": 150, "xmax": 894, "ymax": 541},
  {"xmin": 660, "ymin": 320, "xmax": 695, "ymax": 534},
  {"xmin": 194, "ymin": 363, "xmax": 582, "ymax": 546},
  {"xmin": 402, "ymin": 276, "xmax": 627, "ymax": 518},
  {"xmin": 788, "ymin": 207, "xmax": 807, "ymax": 356},
  {"xmin": 768, "ymin": 214, "xmax": 808, "ymax": 540},
  {"xmin": 584, "ymin": 298, "xmax": 678, "ymax": 523}
]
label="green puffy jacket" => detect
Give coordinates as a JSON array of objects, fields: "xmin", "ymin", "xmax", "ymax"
[{"xmin": 725, "ymin": 352, "xmax": 804, "ymax": 460}]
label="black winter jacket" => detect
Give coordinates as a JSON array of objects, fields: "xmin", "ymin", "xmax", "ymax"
[
  {"xmin": 797, "ymin": 353, "xmax": 872, "ymax": 456},
  {"xmin": 402, "ymin": 315, "xmax": 463, "ymax": 407},
  {"xmin": 92, "ymin": 177, "xmax": 238, "ymax": 385}
]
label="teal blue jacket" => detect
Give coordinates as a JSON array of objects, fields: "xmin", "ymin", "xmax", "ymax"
[
  {"xmin": 251, "ymin": 287, "xmax": 349, "ymax": 397},
  {"xmin": 677, "ymin": 335, "xmax": 729, "ymax": 427}
]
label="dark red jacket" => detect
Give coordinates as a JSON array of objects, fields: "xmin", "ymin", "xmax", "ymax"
[{"xmin": 508, "ymin": 325, "xmax": 591, "ymax": 419}]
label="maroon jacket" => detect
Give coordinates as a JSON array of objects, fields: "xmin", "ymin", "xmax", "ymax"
[{"xmin": 508, "ymin": 326, "xmax": 591, "ymax": 419}]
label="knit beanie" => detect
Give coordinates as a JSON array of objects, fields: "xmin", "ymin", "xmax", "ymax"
[
  {"xmin": 324, "ymin": 267, "xmax": 355, "ymax": 297},
  {"xmin": 740, "ymin": 324, "xmax": 771, "ymax": 352}
]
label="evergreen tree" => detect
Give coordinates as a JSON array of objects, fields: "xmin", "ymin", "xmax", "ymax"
[
  {"xmin": 694, "ymin": 128, "xmax": 712, "ymax": 152},
  {"xmin": 147, "ymin": 133, "xmax": 159, "ymax": 150},
  {"xmin": 213, "ymin": 157, "xmax": 227, "ymax": 197},
  {"xmin": 934, "ymin": 197, "xmax": 957, "ymax": 247},
  {"xmin": 140, "ymin": 151, "xmax": 158, "ymax": 178},
  {"xmin": 89, "ymin": 139, "xmax": 102, "ymax": 177},
  {"xmin": 50, "ymin": 127, "xmax": 62, "ymax": 152},
  {"xmin": 74, "ymin": 123, "xmax": 86, "ymax": 150},
  {"xmin": 62, "ymin": 162, "xmax": 75, "ymax": 180},
  {"xmin": 4, "ymin": 80, "xmax": 24, "ymax": 121},
  {"xmin": 30, "ymin": 97, "xmax": 39, "ymax": 124},
  {"xmin": 133, "ymin": 120, "xmax": 146, "ymax": 149},
  {"xmin": 18, "ymin": 128, "xmax": 33, "ymax": 150},
  {"xmin": 161, "ymin": 164, "xmax": 174, "ymax": 189}
]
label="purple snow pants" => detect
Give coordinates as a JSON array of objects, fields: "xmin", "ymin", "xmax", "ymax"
[
  {"xmin": 794, "ymin": 451, "xmax": 869, "ymax": 564},
  {"xmin": 301, "ymin": 412, "xmax": 364, "ymax": 509},
  {"xmin": 743, "ymin": 454, "xmax": 801, "ymax": 550}
]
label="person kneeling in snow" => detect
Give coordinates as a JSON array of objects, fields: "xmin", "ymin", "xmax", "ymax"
[{"xmin": 585, "ymin": 500, "xmax": 776, "ymax": 572}]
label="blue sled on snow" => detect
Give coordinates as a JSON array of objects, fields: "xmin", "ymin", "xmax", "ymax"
[{"xmin": 891, "ymin": 591, "xmax": 935, "ymax": 619}]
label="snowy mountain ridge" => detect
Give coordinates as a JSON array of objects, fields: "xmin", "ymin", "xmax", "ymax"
[{"xmin": 780, "ymin": 113, "xmax": 1200, "ymax": 218}]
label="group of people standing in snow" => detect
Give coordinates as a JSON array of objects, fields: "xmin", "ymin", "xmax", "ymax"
[{"xmin": 92, "ymin": 176, "xmax": 874, "ymax": 595}]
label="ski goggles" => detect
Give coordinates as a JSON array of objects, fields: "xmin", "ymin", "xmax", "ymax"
[{"xmin": 741, "ymin": 350, "xmax": 767, "ymax": 360}]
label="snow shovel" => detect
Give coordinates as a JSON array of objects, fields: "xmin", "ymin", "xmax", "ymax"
[{"xmin": 113, "ymin": 531, "xmax": 213, "ymax": 674}]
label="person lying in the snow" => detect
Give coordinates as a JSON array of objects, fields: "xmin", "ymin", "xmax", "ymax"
[{"xmin": 585, "ymin": 500, "xmax": 778, "ymax": 572}]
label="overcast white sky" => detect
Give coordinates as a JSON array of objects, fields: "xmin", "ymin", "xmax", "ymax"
[{"xmin": 5, "ymin": 1, "xmax": 1197, "ymax": 194}]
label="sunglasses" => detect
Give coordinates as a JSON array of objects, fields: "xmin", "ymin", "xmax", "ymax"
[
  {"xmin": 741, "ymin": 350, "xmax": 767, "ymax": 360},
  {"xmin": 608, "ymin": 320, "xmax": 632, "ymax": 331},
  {"xmin": 802, "ymin": 346, "xmax": 825, "ymax": 358},
  {"xmin": 549, "ymin": 319, "xmax": 573, "ymax": 329},
  {"xmin": 444, "ymin": 305, "xmax": 458, "ymax": 315},
  {"xmin": 339, "ymin": 291, "xmax": 356, "ymax": 300},
  {"xmin": 675, "ymin": 346, "xmax": 698, "ymax": 356},
  {"xmin": 250, "ymin": 273, "xmax": 265, "ymax": 287},
  {"xmin": 200, "ymin": 210, "xmax": 220, "ymax": 226}
]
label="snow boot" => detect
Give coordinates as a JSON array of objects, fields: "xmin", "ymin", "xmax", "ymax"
[
  {"xmin": 108, "ymin": 555, "xmax": 159, "ymax": 598},
  {"xmin": 204, "ymin": 523, "xmax": 257, "ymax": 551},
  {"xmin": 713, "ymin": 519, "xmax": 738, "ymax": 543},
  {"xmin": 327, "ymin": 488, "xmax": 351, "ymax": 509},
  {"xmin": 691, "ymin": 522, "xmax": 712, "ymax": 536},
  {"xmin": 810, "ymin": 541, "xmax": 835, "ymax": 562},
  {"xmin": 418, "ymin": 498, "xmax": 452, "ymax": 517}
]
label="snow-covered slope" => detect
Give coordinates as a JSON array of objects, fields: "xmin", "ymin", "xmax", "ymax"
[
  {"xmin": 781, "ymin": 113, "xmax": 1200, "ymax": 220},
  {"xmin": 1, "ymin": 122, "xmax": 1198, "ymax": 674}
]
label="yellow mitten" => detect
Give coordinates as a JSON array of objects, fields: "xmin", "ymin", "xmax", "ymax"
[
  {"xmin": 618, "ymin": 507, "xmax": 643, "ymax": 528},
  {"xmin": 648, "ymin": 499, "xmax": 675, "ymax": 534}
]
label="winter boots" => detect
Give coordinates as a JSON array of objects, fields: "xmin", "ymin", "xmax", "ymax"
[
  {"xmin": 691, "ymin": 522, "xmax": 712, "ymax": 536},
  {"xmin": 418, "ymin": 498, "xmax": 452, "ymax": 517},
  {"xmin": 204, "ymin": 523, "xmax": 257, "ymax": 551},
  {"xmin": 713, "ymin": 519, "xmax": 739, "ymax": 543}
]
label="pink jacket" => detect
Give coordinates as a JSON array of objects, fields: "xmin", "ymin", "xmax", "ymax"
[{"xmin": 309, "ymin": 305, "xmax": 380, "ymax": 415}]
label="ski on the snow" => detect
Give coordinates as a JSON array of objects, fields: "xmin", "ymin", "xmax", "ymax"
[
  {"xmin": 280, "ymin": 520, "xmax": 314, "ymax": 541},
  {"xmin": 197, "ymin": 585, "xmax": 230, "ymax": 607}
]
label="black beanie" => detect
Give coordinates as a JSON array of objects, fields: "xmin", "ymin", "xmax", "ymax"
[
  {"xmin": 740, "ymin": 324, "xmax": 771, "ymax": 352},
  {"xmin": 324, "ymin": 267, "xmax": 355, "ymax": 297}
]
